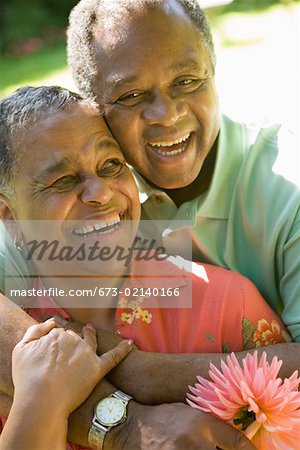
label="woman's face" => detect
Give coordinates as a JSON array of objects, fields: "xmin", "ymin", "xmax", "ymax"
[{"xmin": 7, "ymin": 103, "xmax": 141, "ymax": 274}]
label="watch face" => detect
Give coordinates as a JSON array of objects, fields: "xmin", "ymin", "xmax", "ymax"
[{"xmin": 96, "ymin": 397, "xmax": 125, "ymax": 426}]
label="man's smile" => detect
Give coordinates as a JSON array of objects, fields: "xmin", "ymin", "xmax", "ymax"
[{"xmin": 147, "ymin": 132, "xmax": 191, "ymax": 156}]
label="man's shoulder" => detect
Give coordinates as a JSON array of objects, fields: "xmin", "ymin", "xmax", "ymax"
[{"xmin": 222, "ymin": 115, "xmax": 300, "ymax": 199}]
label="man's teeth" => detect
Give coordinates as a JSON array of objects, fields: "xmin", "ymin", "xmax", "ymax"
[
  {"xmin": 150, "ymin": 133, "xmax": 190, "ymax": 148},
  {"xmin": 156, "ymin": 148, "xmax": 183, "ymax": 156},
  {"xmin": 73, "ymin": 217, "xmax": 121, "ymax": 237}
]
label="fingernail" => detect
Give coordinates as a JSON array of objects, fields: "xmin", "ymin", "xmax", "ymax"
[
  {"xmin": 127, "ymin": 339, "xmax": 134, "ymax": 345},
  {"xmin": 85, "ymin": 323, "xmax": 94, "ymax": 330},
  {"xmin": 45, "ymin": 317, "xmax": 56, "ymax": 323}
]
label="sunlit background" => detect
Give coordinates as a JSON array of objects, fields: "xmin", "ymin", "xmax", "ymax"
[{"xmin": 0, "ymin": 0, "xmax": 299, "ymax": 129}]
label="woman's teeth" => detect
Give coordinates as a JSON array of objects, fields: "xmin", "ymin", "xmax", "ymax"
[{"xmin": 73, "ymin": 217, "xmax": 121, "ymax": 237}]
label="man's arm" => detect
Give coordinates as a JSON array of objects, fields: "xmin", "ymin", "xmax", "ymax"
[
  {"xmin": 0, "ymin": 294, "xmax": 35, "ymax": 399},
  {"xmin": 2, "ymin": 301, "xmax": 297, "ymax": 409},
  {"xmin": 97, "ymin": 331, "xmax": 300, "ymax": 404}
]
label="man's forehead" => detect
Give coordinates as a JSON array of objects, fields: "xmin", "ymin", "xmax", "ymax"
[
  {"xmin": 97, "ymin": 0, "xmax": 185, "ymax": 23},
  {"xmin": 93, "ymin": 0, "xmax": 191, "ymax": 51}
]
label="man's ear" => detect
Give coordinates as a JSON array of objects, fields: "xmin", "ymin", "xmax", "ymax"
[{"xmin": 0, "ymin": 194, "xmax": 15, "ymax": 221}]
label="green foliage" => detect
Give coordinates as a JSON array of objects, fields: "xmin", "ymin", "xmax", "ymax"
[
  {"xmin": 0, "ymin": 0, "xmax": 77, "ymax": 54},
  {"xmin": 1, "ymin": 0, "xmax": 298, "ymax": 55},
  {"xmin": 0, "ymin": 44, "xmax": 67, "ymax": 96},
  {"xmin": 223, "ymin": 0, "xmax": 297, "ymax": 13}
]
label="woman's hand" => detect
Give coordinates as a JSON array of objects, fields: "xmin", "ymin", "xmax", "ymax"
[
  {"xmin": 12, "ymin": 319, "xmax": 133, "ymax": 416},
  {"xmin": 1, "ymin": 319, "xmax": 132, "ymax": 450}
]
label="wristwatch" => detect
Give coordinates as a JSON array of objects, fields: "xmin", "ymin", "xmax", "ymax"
[{"xmin": 88, "ymin": 390, "xmax": 133, "ymax": 449}]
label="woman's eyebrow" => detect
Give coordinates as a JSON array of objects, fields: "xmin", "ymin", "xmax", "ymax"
[
  {"xmin": 37, "ymin": 157, "xmax": 73, "ymax": 180},
  {"xmin": 97, "ymin": 137, "xmax": 120, "ymax": 150}
]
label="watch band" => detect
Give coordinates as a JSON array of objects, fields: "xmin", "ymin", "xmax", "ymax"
[
  {"xmin": 88, "ymin": 390, "xmax": 132, "ymax": 450},
  {"xmin": 88, "ymin": 423, "xmax": 107, "ymax": 450},
  {"xmin": 113, "ymin": 390, "xmax": 132, "ymax": 402}
]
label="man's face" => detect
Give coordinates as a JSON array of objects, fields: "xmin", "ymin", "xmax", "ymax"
[
  {"xmin": 93, "ymin": 0, "xmax": 220, "ymax": 189},
  {"xmin": 9, "ymin": 104, "xmax": 140, "ymax": 272}
]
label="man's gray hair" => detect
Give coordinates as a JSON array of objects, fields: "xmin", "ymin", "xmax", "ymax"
[
  {"xmin": 67, "ymin": 0, "xmax": 216, "ymax": 98},
  {"xmin": 0, "ymin": 86, "xmax": 93, "ymax": 197}
]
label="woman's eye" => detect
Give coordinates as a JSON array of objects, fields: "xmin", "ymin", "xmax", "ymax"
[
  {"xmin": 49, "ymin": 175, "xmax": 79, "ymax": 191},
  {"xmin": 116, "ymin": 91, "xmax": 145, "ymax": 106},
  {"xmin": 99, "ymin": 159, "xmax": 125, "ymax": 177}
]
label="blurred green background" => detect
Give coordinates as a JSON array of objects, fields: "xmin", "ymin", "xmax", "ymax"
[{"xmin": 0, "ymin": 0, "xmax": 299, "ymax": 128}]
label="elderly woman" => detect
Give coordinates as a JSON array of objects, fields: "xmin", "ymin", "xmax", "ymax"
[{"xmin": 0, "ymin": 86, "xmax": 291, "ymax": 450}]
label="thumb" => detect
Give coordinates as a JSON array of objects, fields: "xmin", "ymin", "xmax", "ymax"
[
  {"xmin": 19, "ymin": 318, "xmax": 57, "ymax": 345},
  {"xmin": 97, "ymin": 339, "xmax": 134, "ymax": 378},
  {"xmin": 213, "ymin": 420, "xmax": 256, "ymax": 450}
]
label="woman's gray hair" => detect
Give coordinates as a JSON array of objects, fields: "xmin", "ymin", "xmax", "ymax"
[
  {"xmin": 0, "ymin": 86, "xmax": 96, "ymax": 197},
  {"xmin": 67, "ymin": 0, "xmax": 216, "ymax": 98}
]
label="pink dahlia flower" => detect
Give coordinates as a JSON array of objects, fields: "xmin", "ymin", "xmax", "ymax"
[{"xmin": 186, "ymin": 351, "xmax": 300, "ymax": 449}]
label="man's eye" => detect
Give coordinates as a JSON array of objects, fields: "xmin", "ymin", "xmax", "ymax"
[
  {"xmin": 116, "ymin": 91, "xmax": 145, "ymax": 106},
  {"xmin": 99, "ymin": 159, "xmax": 125, "ymax": 177},
  {"xmin": 172, "ymin": 78, "xmax": 207, "ymax": 92},
  {"xmin": 176, "ymin": 79, "xmax": 195, "ymax": 86}
]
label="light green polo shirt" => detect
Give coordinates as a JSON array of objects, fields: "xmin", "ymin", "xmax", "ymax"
[
  {"xmin": 134, "ymin": 115, "xmax": 300, "ymax": 342},
  {"xmin": 0, "ymin": 225, "xmax": 35, "ymax": 302}
]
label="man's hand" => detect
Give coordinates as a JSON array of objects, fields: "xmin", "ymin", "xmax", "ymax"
[{"xmin": 107, "ymin": 402, "xmax": 256, "ymax": 450}]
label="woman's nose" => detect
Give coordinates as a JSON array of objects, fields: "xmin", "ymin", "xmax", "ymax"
[{"xmin": 80, "ymin": 176, "xmax": 114, "ymax": 205}]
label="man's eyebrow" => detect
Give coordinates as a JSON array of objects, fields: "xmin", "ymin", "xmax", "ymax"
[
  {"xmin": 107, "ymin": 60, "xmax": 205, "ymax": 91},
  {"xmin": 168, "ymin": 59, "xmax": 204, "ymax": 73},
  {"xmin": 108, "ymin": 75, "xmax": 138, "ymax": 91}
]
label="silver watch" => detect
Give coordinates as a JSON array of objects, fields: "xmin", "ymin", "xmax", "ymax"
[{"xmin": 88, "ymin": 390, "xmax": 132, "ymax": 450}]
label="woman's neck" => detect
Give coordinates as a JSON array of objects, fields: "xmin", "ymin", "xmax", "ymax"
[{"xmin": 40, "ymin": 274, "xmax": 124, "ymax": 332}]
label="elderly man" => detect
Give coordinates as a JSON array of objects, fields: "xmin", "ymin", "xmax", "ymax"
[
  {"xmin": 0, "ymin": 0, "xmax": 299, "ymax": 449},
  {"xmin": 66, "ymin": 0, "xmax": 300, "ymax": 342}
]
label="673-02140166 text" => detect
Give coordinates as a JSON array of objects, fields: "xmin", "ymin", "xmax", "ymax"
[{"xmin": 9, "ymin": 286, "xmax": 180, "ymax": 298}]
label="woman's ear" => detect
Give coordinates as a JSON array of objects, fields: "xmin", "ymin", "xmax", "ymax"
[
  {"xmin": 0, "ymin": 194, "xmax": 15, "ymax": 221},
  {"xmin": 0, "ymin": 195, "xmax": 24, "ymax": 252}
]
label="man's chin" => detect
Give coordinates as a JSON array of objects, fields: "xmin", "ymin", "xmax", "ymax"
[{"xmin": 144, "ymin": 173, "xmax": 199, "ymax": 190}]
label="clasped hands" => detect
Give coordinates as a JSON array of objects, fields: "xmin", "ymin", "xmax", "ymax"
[{"xmin": 10, "ymin": 320, "xmax": 256, "ymax": 450}]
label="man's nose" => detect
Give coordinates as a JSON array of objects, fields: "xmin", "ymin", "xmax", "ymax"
[
  {"xmin": 143, "ymin": 91, "xmax": 186, "ymax": 127},
  {"xmin": 80, "ymin": 176, "xmax": 114, "ymax": 205}
]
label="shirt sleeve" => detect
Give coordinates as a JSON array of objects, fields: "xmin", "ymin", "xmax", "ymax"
[
  {"xmin": 280, "ymin": 211, "xmax": 300, "ymax": 342},
  {"xmin": 0, "ymin": 222, "xmax": 33, "ymax": 304}
]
